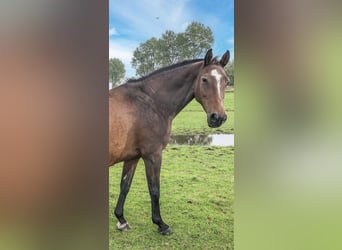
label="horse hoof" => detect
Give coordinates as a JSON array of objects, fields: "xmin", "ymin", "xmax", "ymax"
[
  {"xmin": 158, "ymin": 227, "xmax": 173, "ymax": 236},
  {"xmin": 117, "ymin": 222, "xmax": 131, "ymax": 231}
]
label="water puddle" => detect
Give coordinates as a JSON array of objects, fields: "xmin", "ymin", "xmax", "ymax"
[{"xmin": 169, "ymin": 134, "xmax": 234, "ymax": 146}]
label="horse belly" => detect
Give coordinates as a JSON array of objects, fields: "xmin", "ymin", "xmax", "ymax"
[{"xmin": 109, "ymin": 101, "xmax": 138, "ymax": 165}]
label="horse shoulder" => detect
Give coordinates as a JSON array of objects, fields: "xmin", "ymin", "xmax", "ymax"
[{"xmin": 135, "ymin": 108, "xmax": 172, "ymax": 156}]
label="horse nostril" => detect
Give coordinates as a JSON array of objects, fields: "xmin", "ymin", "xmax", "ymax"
[
  {"xmin": 208, "ymin": 112, "xmax": 226, "ymax": 128},
  {"xmin": 210, "ymin": 113, "xmax": 219, "ymax": 121}
]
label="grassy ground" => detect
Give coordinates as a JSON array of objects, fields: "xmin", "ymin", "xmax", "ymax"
[
  {"xmin": 171, "ymin": 90, "xmax": 234, "ymax": 135},
  {"xmin": 109, "ymin": 146, "xmax": 234, "ymax": 250}
]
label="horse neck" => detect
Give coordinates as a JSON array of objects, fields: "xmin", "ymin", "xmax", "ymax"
[{"xmin": 143, "ymin": 62, "xmax": 203, "ymax": 119}]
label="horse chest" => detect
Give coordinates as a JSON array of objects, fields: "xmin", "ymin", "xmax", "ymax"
[{"xmin": 134, "ymin": 113, "xmax": 171, "ymax": 153}]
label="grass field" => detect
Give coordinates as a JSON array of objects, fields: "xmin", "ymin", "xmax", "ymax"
[
  {"xmin": 109, "ymin": 90, "xmax": 234, "ymax": 249},
  {"xmin": 171, "ymin": 91, "xmax": 234, "ymax": 135},
  {"xmin": 109, "ymin": 146, "xmax": 234, "ymax": 249}
]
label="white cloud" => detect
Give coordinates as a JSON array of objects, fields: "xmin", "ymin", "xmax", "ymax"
[
  {"xmin": 109, "ymin": 0, "xmax": 191, "ymax": 39},
  {"xmin": 109, "ymin": 27, "xmax": 118, "ymax": 36},
  {"xmin": 109, "ymin": 39, "xmax": 139, "ymax": 78}
]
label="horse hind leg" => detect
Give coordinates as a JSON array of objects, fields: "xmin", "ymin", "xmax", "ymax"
[
  {"xmin": 114, "ymin": 158, "xmax": 139, "ymax": 231},
  {"xmin": 143, "ymin": 152, "xmax": 172, "ymax": 235}
]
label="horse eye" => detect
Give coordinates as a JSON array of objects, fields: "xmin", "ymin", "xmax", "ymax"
[{"xmin": 202, "ymin": 77, "xmax": 208, "ymax": 84}]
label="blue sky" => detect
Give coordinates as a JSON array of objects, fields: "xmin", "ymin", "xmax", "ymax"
[{"xmin": 109, "ymin": 0, "xmax": 234, "ymax": 78}]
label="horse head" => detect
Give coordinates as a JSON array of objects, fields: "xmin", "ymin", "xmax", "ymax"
[{"xmin": 194, "ymin": 49, "xmax": 230, "ymax": 128}]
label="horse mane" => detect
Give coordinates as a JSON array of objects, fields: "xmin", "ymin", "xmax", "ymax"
[{"xmin": 127, "ymin": 59, "xmax": 203, "ymax": 83}]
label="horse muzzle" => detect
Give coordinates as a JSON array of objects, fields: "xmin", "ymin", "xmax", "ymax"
[{"xmin": 207, "ymin": 112, "xmax": 227, "ymax": 128}]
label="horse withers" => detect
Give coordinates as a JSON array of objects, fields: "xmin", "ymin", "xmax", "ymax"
[{"xmin": 109, "ymin": 49, "xmax": 230, "ymax": 235}]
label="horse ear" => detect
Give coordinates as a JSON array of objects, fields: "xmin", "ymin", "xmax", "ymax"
[
  {"xmin": 220, "ymin": 50, "xmax": 230, "ymax": 67},
  {"xmin": 204, "ymin": 48, "xmax": 213, "ymax": 66}
]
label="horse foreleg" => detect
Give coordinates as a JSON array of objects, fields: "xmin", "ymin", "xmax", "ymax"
[
  {"xmin": 143, "ymin": 152, "xmax": 172, "ymax": 235},
  {"xmin": 114, "ymin": 158, "xmax": 139, "ymax": 231}
]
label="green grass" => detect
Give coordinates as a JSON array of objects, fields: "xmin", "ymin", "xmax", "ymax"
[
  {"xmin": 109, "ymin": 146, "xmax": 234, "ymax": 250},
  {"xmin": 171, "ymin": 91, "xmax": 234, "ymax": 135}
]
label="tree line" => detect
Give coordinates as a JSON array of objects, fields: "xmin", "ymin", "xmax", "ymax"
[{"xmin": 109, "ymin": 22, "xmax": 234, "ymax": 88}]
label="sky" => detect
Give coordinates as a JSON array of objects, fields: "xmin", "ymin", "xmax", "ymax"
[{"xmin": 109, "ymin": 0, "xmax": 234, "ymax": 78}]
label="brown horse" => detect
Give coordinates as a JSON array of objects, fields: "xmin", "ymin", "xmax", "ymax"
[{"xmin": 109, "ymin": 49, "xmax": 230, "ymax": 235}]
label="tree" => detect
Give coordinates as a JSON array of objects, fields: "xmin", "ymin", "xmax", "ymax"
[
  {"xmin": 109, "ymin": 58, "xmax": 125, "ymax": 88},
  {"xmin": 225, "ymin": 60, "xmax": 234, "ymax": 86},
  {"xmin": 131, "ymin": 38, "xmax": 162, "ymax": 77},
  {"xmin": 131, "ymin": 22, "xmax": 214, "ymax": 77},
  {"xmin": 183, "ymin": 22, "xmax": 214, "ymax": 59}
]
